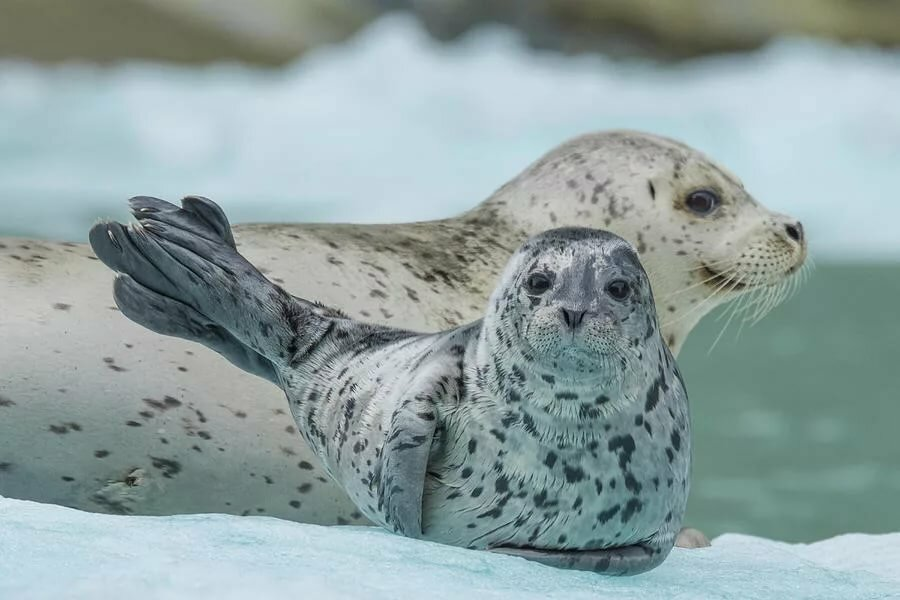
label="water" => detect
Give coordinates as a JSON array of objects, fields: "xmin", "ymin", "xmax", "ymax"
[
  {"xmin": 680, "ymin": 264, "xmax": 900, "ymax": 542},
  {"xmin": 1, "ymin": 15, "xmax": 898, "ymax": 543}
]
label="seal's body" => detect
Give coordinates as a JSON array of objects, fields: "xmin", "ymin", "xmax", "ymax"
[
  {"xmin": 0, "ymin": 131, "xmax": 800, "ymax": 536},
  {"xmin": 89, "ymin": 196, "xmax": 689, "ymax": 575}
]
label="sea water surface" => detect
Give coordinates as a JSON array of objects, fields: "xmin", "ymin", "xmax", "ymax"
[{"xmin": 0, "ymin": 15, "xmax": 897, "ymax": 542}]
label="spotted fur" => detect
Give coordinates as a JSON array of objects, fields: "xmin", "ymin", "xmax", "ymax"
[
  {"xmin": 88, "ymin": 197, "xmax": 690, "ymax": 575},
  {"xmin": 0, "ymin": 131, "xmax": 801, "ymax": 542}
]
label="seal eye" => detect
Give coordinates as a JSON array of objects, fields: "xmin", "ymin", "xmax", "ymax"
[
  {"xmin": 606, "ymin": 279, "xmax": 631, "ymax": 301},
  {"xmin": 525, "ymin": 273, "xmax": 552, "ymax": 295},
  {"xmin": 684, "ymin": 189, "xmax": 721, "ymax": 216}
]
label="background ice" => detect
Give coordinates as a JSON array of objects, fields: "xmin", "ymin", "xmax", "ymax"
[
  {"xmin": 1, "ymin": 15, "xmax": 899, "ymax": 259},
  {"xmin": 0, "ymin": 497, "xmax": 897, "ymax": 600}
]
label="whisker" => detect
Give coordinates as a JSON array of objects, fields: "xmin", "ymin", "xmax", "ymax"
[
  {"xmin": 661, "ymin": 272, "xmax": 738, "ymax": 329},
  {"xmin": 658, "ymin": 263, "xmax": 741, "ymax": 301},
  {"xmin": 707, "ymin": 277, "xmax": 748, "ymax": 353}
]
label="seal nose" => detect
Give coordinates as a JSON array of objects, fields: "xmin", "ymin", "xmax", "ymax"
[
  {"xmin": 784, "ymin": 221, "xmax": 804, "ymax": 245},
  {"xmin": 560, "ymin": 308, "xmax": 588, "ymax": 330}
]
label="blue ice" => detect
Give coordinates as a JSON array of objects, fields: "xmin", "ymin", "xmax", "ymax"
[{"xmin": 1, "ymin": 497, "xmax": 898, "ymax": 599}]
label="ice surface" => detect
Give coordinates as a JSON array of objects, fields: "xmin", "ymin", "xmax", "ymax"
[
  {"xmin": 0, "ymin": 497, "xmax": 898, "ymax": 600},
  {"xmin": 0, "ymin": 15, "xmax": 899, "ymax": 258}
]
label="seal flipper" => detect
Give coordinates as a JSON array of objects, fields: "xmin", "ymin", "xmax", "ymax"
[
  {"xmin": 181, "ymin": 195, "xmax": 236, "ymax": 249},
  {"xmin": 89, "ymin": 195, "xmax": 338, "ymax": 375},
  {"xmin": 491, "ymin": 541, "xmax": 670, "ymax": 576},
  {"xmin": 377, "ymin": 396, "xmax": 437, "ymax": 538},
  {"xmin": 126, "ymin": 195, "xmax": 236, "ymax": 249},
  {"xmin": 113, "ymin": 275, "xmax": 279, "ymax": 384}
]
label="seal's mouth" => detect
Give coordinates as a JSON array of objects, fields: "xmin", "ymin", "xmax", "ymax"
[{"xmin": 700, "ymin": 264, "xmax": 750, "ymax": 292}]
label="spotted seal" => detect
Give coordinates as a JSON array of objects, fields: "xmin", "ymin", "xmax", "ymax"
[
  {"xmin": 88, "ymin": 196, "xmax": 690, "ymax": 575},
  {"xmin": 0, "ymin": 131, "xmax": 805, "ymax": 542}
]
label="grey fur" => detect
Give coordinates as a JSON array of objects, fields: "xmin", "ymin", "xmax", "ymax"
[{"xmin": 90, "ymin": 196, "xmax": 690, "ymax": 576}]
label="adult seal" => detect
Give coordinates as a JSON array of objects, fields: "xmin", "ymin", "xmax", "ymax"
[
  {"xmin": 0, "ymin": 131, "xmax": 804, "ymax": 539},
  {"xmin": 89, "ymin": 196, "xmax": 690, "ymax": 575}
]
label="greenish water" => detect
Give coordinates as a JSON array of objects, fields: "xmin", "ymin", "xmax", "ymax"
[{"xmin": 679, "ymin": 263, "xmax": 900, "ymax": 542}]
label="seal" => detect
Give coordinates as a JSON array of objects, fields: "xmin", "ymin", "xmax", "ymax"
[
  {"xmin": 89, "ymin": 196, "xmax": 691, "ymax": 576},
  {"xmin": 0, "ymin": 130, "xmax": 805, "ymax": 543}
]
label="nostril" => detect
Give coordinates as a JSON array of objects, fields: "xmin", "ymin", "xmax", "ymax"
[
  {"xmin": 561, "ymin": 308, "xmax": 587, "ymax": 330},
  {"xmin": 785, "ymin": 222, "xmax": 803, "ymax": 244}
]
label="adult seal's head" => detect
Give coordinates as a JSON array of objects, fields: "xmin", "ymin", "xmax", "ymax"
[{"xmin": 474, "ymin": 130, "xmax": 808, "ymax": 350}]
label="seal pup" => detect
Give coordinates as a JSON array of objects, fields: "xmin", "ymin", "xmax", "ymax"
[
  {"xmin": 88, "ymin": 196, "xmax": 690, "ymax": 575},
  {"xmin": 0, "ymin": 131, "xmax": 803, "ymax": 538}
]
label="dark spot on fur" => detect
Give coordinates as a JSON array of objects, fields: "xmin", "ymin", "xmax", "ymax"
[
  {"xmin": 94, "ymin": 450, "xmax": 110, "ymax": 458},
  {"xmin": 102, "ymin": 357, "xmax": 127, "ymax": 372},
  {"xmin": 608, "ymin": 435, "xmax": 636, "ymax": 469},
  {"xmin": 624, "ymin": 472, "xmax": 642, "ymax": 494},
  {"xmin": 544, "ymin": 452, "xmax": 558, "ymax": 469},
  {"xmin": 621, "ymin": 497, "xmax": 643, "ymax": 523},
  {"xmin": 597, "ymin": 505, "xmax": 621, "ymax": 524},
  {"xmin": 150, "ymin": 457, "xmax": 181, "ymax": 479},
  {"xmin": 563, "ymin": 464, "xmax": 586, "ymax": 483},
  {"xmin": 645, "ymin": 376, "xmax": 663, "ymax": 412}
]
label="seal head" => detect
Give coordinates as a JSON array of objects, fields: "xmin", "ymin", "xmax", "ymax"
[
  {"xmin": 498, "ymin": 229, "xmax": 652, "ymax": 371},
  {"xmin": 482, "ymin": 130, "xmax": 809, "ymax": 349}
]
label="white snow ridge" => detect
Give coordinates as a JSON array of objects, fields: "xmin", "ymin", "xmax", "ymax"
[{"xmin": 1, "ymin": 497, "xmax": 898, "ymax": 600}]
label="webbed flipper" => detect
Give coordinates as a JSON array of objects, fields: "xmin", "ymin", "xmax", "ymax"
[
  {"xmin": 90, "ymin": 195, "xmax": 334, "ymax": 376},
  {"xmin": 492, "ymin": 541, "xmax": 670, "ymax": 576},
  {"xmin": 377, "ymin": 396, "xmax": 437, "ymax": 538}
]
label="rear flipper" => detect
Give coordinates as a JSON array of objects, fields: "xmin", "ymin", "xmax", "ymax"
[
  {"xmin": 89, "ymin": 195, "xmax": 332, "ymax": 376},
  {"xmin": 113, "ymin": 275, "xmax": 278, "ymax": 384},
  {"xmin": 492, "ymin": 541, "xmax": 670, "ymax": 576}
]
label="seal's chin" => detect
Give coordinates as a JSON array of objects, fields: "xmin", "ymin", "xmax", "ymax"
[{"xmin": 549, "ymin": 337, "xmax": 630, "ymax": 371}]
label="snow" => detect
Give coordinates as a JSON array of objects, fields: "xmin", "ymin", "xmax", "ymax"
[
  {"xmin": 0, "ymin": 497, "xmax": 897, "ymax": 600},
  {"xmin": 0, "ymin": 15, "xmax": 899, "ymax": 258}
]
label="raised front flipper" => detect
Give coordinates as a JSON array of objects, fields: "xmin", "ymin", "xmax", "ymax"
[
  {"xmin": 89, "ymin": 195, "xmax": 335, "ymax": 376},
  {"xmin": 492, "ymin": 541, "xmax": 671, "ymax": 576},
  {"xmin": 377, "ymin": 395, "xmax": 437, "ymax": 538}
]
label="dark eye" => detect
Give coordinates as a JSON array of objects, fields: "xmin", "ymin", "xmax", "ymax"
[
  {"xmin": 606, "ymin": 279, "xmax": 631, "ymax": 301},
  {"xmin": 685, "ymin": 189, "xmax": 721, "ymax": 216},
  {"xmin": 525, "ymin": 273, "xmax": 552, "ymax": 295}
]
